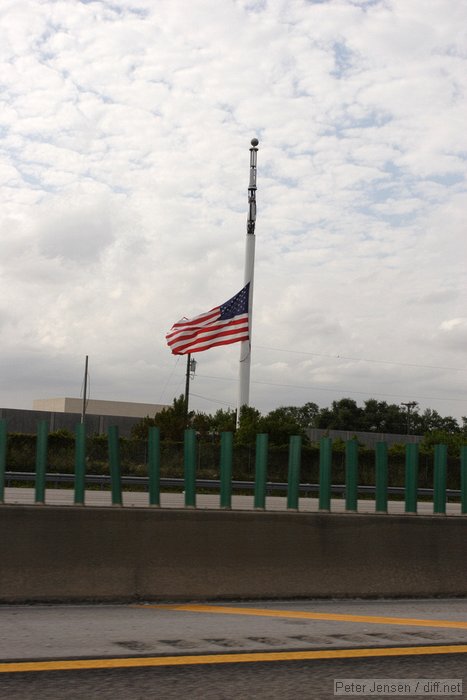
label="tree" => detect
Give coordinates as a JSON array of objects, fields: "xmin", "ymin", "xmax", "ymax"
[
  {"xmin": 131, "ymin": 416, "xmax": 156, "ymax": 441},
  {"xmin": 298, "ymin": 401, "xmax": 320, "ymax": 428},
  {"xmin": 361, "ymin": 399, "xmax": 391, "ymax": 432},
  {"xmin": 235, "ymin": 405, "xmax": 262, "ymax": 445},
  {"xmin": 130, "ymin": 396, "xmax": 462, "ymax": 445},
  {"xmin": 380, "ymin": 403, "xmax": 408, "ymax": 434},
  {"xmin": 360, "ymin": 400, "xmax": 408, "ymax": 434},
  {"xmin": 420, "ymin": 429, "xmax": 466, "ymax": 455},
  {"xmin": 130, "ymin": 395, "xmax": 193, "ymax": 441},
  {"xmin": 265, "ymin": 403, "xmax": 319, "ymax": 430},
  {"xmin": 259, "ymin": 406, "xmax": 308, "ymax": 445},
  {"xmin": 316, "ymin": 398, "xmax": 363, "ymax": 431},
  {"xmin": 211, "ymin": 408, "xmax": 236, "ymax": 433},
  {"xmin": 413, "ymin": 408, "xmax": 460, "ymax": 435},
  {"xmin": 190, "ymin": 411, "xmax": 213, "ymax": 439}
]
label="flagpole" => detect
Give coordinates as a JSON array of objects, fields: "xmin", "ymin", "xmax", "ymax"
[
  {"xmin": 237, "ymin": 138, "xmax": 259, "ymax": 425},
  {"xmin": 81, "ymin": 355, "xmax": 89, "ymax": 424}
]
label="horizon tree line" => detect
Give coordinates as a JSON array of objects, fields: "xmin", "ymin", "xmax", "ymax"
[{"xmin": 131, "ymin": 396, "xmax": 467, "ymax": 447}]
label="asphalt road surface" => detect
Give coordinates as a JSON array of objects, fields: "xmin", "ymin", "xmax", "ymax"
[
  {"xmin": 1, "ymin": 654, "xmax": 466, "ymax": 700},
  {"xmin": 1, "ymin": 599, "xmax": 466, "ymax": 699}
]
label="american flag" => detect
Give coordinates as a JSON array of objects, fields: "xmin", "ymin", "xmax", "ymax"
[{"xmin": 166, "ymin": 284, "xmax": 250, "ymax": 355}]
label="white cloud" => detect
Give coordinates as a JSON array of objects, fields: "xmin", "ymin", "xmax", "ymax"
[{"xmin": 0, "ymin": 0, "xmax": 466, "ymax": 423}]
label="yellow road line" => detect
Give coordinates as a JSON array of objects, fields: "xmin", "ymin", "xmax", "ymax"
[
  {"xmin": 2, "ymin": 645, "xmax": 467, "ymax": 674},
  {"xmin": 140, "ymin": 604, "xmax": 467, "ymax": 629}
]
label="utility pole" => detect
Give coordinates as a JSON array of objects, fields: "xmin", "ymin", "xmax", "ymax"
[
  {"xmin": 237, "ymin": 137, "xmax": 259, "ymax": 425},
  {"xmin": 184, "ymin": 353, "xmax": 197, "ymax": 424},
  {"xmin": 401, "ymin": 401, "xmax": 418, "ymax": 434}
]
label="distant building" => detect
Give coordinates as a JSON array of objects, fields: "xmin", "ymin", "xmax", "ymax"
[
  {"xmin": 0, "ymin": 398, "xmax": 169, "ymax": 437},
  {"xmin": 33, "ymin": 397, "xmax": 168, "ymax": 419}
]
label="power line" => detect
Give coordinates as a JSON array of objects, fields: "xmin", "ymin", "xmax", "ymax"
[
  {"xmin": 176, "ymin": 345, "xmax": 466, "ymax": 410},
  {"xmin": 190, "ymin": 392, "xmax": 233, "ymax": 407},
  {"xmin": 255, "ymin": 345, "xmax": 467, "ymax": 373},
  {"xmin": 196, "ymin": 373, "xmax": 466, "ymax": 404},
  {"xmin": 250, "ymin": 379, "xmax": 466, "ymax": 403},
  {"xmin": 158, "ymin": 356, "xmax": 182, "ymax": 404}
]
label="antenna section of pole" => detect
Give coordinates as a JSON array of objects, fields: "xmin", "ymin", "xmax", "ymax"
[{"xmin": 237, "ymin": 138, "xmax": 259, "ymax": 425}]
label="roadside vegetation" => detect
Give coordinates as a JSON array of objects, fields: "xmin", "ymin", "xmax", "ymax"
[{"xmin": 4, "ymin": 397, "xmax": 466, "ymax": 491}]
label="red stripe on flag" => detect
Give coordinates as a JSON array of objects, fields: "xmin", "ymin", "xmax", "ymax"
[
  {"xmin": 165, "ymin": 286, "xmax": 250, "ymax": 355},
  {"xmin": 170, "ymin": 327, "xmax": 249, "ymax": 354},
  {"xmin": 168, "ymin": 316, "xmax": 249, "ymax": 354}
]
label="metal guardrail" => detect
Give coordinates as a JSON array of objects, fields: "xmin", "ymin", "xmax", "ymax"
[{"xmin": 3, "ymin": 471, "xmax": 462, "ymax": 499}]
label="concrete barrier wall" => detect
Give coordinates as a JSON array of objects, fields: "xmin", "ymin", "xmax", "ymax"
[{"xmin": 1, "ymin": 505, "xmax": 466, "ymax": 602}]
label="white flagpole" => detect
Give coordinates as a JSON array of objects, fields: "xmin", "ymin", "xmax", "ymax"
[
  {"xmin": 81, "ymin": 355, "xmax": 89, "ymax": 424},
  {"xmin": 237, "ymin": 138, "xmax": 259, "ymax": 425}
]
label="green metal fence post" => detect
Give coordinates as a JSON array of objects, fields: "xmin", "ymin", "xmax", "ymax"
[
  {"xmin": 375, "ymin": 442, "xmax": 388, "ymax": 513},
  {"xmin": 35, "ymin": 420, "xmax": 48, "ymax": 504},
  {"xmin": 74, "ymin": 423, "xmax": 86, "ymax": 505},
  {"xmin": 184, "ymin": 429, "xmax": 197, "ymax": 508},
  {"xmin": 287, "ymin": 435, "xmax": 302, "ymax": 511},
  {"xmin": 254, "ymin": 433, "xmax": 268, "ymax": 510},
  {"xmin": 433, "ymin": 443, "xmax": 447, "ymax": 515},
  {"xmin": 319, "ymin": 437, "xmax": 332, "ymax": 512},
  {"xmin": 345, "ymin": 440, "xmax": 358, "ymax": 512},
  {"xmin": 148, "ymin": 426, "xmax": 161, "ymax": 507},
  {"xmin": 108, "ymin": 425, "xmax": 122, "ymax": 506},
  {"xmin": 405, "ymin": 443, "xmax": 419, "ymax": 514},
  {"xmin": 461, "ymin": 446, "xmax": 467, "ymax": 516},
  {"xmin": 0, "ymin": 419, "xmax": 6, "ymax": 504},
  {"xmin": 220, "ymin": 431, "xmax": 233, "ymax": 509}
]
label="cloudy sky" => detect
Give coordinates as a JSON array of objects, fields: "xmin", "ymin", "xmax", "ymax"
[{"xmin": 1, "ymin": 0, "xmax": 466, "ymax": 423}]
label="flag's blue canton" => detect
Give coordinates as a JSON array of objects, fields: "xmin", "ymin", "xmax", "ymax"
[{"xmin": 219, "ymin": 283, "xmax": 249, "ymax": 320}]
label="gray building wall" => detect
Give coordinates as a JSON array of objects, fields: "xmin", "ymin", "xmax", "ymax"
[{"xmin": 0, "ymin": 408, "xmax": 146, "ymax": 437}]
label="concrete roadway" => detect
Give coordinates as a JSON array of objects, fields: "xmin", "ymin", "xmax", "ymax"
[
  {"xmin": 3, "ymin": 486, "xmax": 465, "ymax": 515},
  {"xmin": 1, "ymin": 599, "xmax": 466, "ymax": 698},
  {"xmin": 2, "ymin": 492, "xmax": 466, "ymax": 696}
]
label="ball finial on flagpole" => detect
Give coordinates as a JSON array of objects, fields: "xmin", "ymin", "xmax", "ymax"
[{"xmin": 251, "ymin": 138, "xmax": 259, "ymax": 147}]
